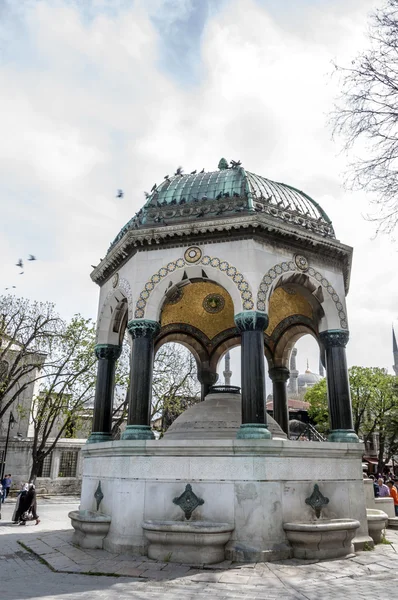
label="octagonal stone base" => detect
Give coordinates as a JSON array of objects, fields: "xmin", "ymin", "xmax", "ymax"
[
  {"xmin": 283, "ymin": 518, "xmax": 360, "ymax": 560},
  {"xmin": 142, "ymin": 520, "xmax": 234, "ymax": 564}
]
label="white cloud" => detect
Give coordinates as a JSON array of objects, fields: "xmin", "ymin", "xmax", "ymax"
[{"xmin": 0, "ymin": 0, "xmax": 396, "ymax": 379}]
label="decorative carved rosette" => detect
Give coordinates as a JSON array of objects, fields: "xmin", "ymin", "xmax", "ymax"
[
  {"xmin": 94, "ymin": 344, "xmax": 123, "ymax": 361},
  {"xmin": 184, "ymin": 246, "xmax": 202, "ymax": 263},
  {"xmin": 319, "ymin": 329, "xmax": 349, "ymax": 348},
  {"xmin": 127, "ymin": 319, "xmax": 160, "ymax": 339},
  {"xmin": 234, "ymin": 311, "xmax": 268, "ymax": 332}
]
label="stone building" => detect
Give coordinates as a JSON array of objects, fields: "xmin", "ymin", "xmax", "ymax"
[{"xmin": 0, "ymin": 341, "xmax": 86, "ymax": 494}]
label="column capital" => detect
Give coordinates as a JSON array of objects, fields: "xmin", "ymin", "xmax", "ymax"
[
  {"xmin": 235, "ymin": 311, "xmax": 268, "ymax": 332},
  {"xmin": 269, "ymin": 366, "xmax": 290, "ymax": 383},
  {"xmin": 127, "ymin": 319, "xmax": 160, "ymax": 340},
  {"xmin": 319, "ymin": 329, "xmax": 349, "ymax": 348},
  {"xmin": 94, "ymin": 343, "xmax": 122, "ymax": 361}
]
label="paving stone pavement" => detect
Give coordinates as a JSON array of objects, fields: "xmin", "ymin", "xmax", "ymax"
[{"xmin": 1, "ymin": 496, "xmax": 398, "ymax": 599}]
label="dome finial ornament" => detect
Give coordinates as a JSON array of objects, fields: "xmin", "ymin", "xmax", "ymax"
[{"xmin": 218, "ymin": 158, "xmax": 229, "ymax": 170}]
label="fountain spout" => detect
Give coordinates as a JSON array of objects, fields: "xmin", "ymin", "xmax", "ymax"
[{"xmin": 305, "ymin": 484, "xmax": 329, "ymax": 519}]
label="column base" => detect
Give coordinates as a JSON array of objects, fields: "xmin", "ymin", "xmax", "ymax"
[
  {"xmin": 86, "ymin": 432, "xmax": 112, "ymax": 444},
  {"xmin": 121, "ymin": 425, "xmax": 155, "ymax": 441},
  {"xmin": 236, "ymin": 423, "xmax": 272, "ymax": 440},
  {"xmin": 328, "ymin": 429, "xmax": 360, "ymax": 443}
]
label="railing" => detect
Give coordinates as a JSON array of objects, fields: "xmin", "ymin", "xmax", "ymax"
[
  {"xmin": 290, "ymin": 423, "xmax": 327, "ymax": 442},
  {"xmin": 208, "ymin": 385, "xmax": 241, "ymax": 395}
]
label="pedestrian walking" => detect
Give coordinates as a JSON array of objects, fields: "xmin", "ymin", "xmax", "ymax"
[
  {"xmin": 12, "ymin": 483, "xmax": 29, "ymax": 523},
  {"xmin": 387, "ymin": 480, "xmax": 398, "ymax": 516},
  {"xmin": 378, "ymin": 477, "xmax": 390, "ymax": 497},
  {"xmin": 2, "ymin": 474, "xmax": 12, "ymax": 500},
  {"xmin": 17, "ymin": 483, "xmax": 40, "ymax": 526}
]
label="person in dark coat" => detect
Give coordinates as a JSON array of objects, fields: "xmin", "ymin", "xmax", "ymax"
[
  {"xmin": 18, "ymin": 484, "xmax": 40, "ymax": 526},
  {"xmin": 12, "ymin": 483, "xmax": 29, "ymax": 523}
]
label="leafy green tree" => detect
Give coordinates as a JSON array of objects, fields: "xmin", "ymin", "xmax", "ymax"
[
  {"xmin": 306, "ymin": 366, "xmax": 398, "ymax": 470},
  {"xmin": 0, "ymin": 295, "xmax": 62, "ymax": 420},
  {"xmin": 29, "ymin": 316, "xmax": 96, "ymax": 480}
]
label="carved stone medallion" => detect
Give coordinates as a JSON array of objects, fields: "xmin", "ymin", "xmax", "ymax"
[
  {"xmin": 112, "ymin": 273, "xmax": 119, "ymax": 288},
  {"xmin": 184, "ymin": 246, "xmax": 202, "ymax": 263},
  {"xmin": 294, "ymin": 254, "xmax": 309, "ymax": 271}
]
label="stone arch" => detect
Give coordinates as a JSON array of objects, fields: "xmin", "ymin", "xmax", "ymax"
[
  {"xmin": 271, "ymin": 322, "xmax": 320, "ymax": 369},
  {"xmin": 134, "ymin": 253, "xmax": 254, "ymax": 321},
  {"xmin": 96, "ymin": 285, "xmax": 130, "ymax": 346},
  {"xmin": 256, "ymin": 256, "xmax": 347, "ymax": 331},
  {"xmin": 155, "ymin": 330, "xmax": 209, "ymax": 370}
]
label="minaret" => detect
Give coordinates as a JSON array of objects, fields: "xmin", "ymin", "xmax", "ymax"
[
  {"xmin": 288, "ymin": 347, "xmax": 299, "ymax": 396},
  {"xmin": 393, "ymin": 326, "xmax": 398, "ymax": 377},
  {"xmin": 319, "ymin": 356, "xmax": 324, "ymax": 377},
  {"xmin": 223, "ymin": 351, "xmax": 232, "ymax": 385}
]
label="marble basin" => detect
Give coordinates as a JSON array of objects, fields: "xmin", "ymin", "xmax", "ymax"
[
  {"xmin": 69, "ymin": 510, "xmax": 111, "ymax": 549},
  {"xmin": 366, "ymin": 509, "xmax": 388, "ymax": 543},
  {"xmin": 283, "ymin": 518, "xmax": 360, "ymax": 560},
  {"xmin": 142, "ymin": 520, "xmax": 234, "ymax": 564}
]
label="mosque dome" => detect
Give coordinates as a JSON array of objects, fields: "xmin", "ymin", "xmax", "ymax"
[
  {"xmin": 297, "ymin": 368, "xmax": 322, "ymax": 389},
  {"xmin": 108, "ymin": 158, "xmax": 334, "ymax": 253}
]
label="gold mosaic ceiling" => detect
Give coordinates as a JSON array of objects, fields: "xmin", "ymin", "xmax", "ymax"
[
  {"xmin": 161, "ymin": 281, "xmax": 313, "ymax": 341},
  {"xmin": 161, "ymin": 281, "xmax": 235, "ymax": 340},
  {"xmin": 266, "ymin": 287, "xmax": 313, "ymax": 335}
]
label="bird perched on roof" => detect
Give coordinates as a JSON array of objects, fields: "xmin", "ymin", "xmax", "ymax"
[
  {"xmin": 28, "ymin": 254, "xmax": 36, "ymax": 261},
  {"xmin": 16, "ymin": 259, "xmax": 23, "ymax": 268},
  {"xmin": 164, "ymin": 175, "xmax": 170, "ymax": 180},
  {"xmin": 230, "ymin": 159, "xmax": 242, "ymax": 169},
  {"xmin": 144, "ymin": 192, "xmax": 150, "ymax": 199},
  {"xmin": 116, "ymin": 189, "xmax": 124, "ymax": 198},
  {"xmin": 190, "ymin": 170, "xmax": 197, "ymax": 175},
  {"xmin": 175, "ymin": 166, "xmax": 183, "ymax": 176},
  {"xmin": 91, "ymin": 265, "xmax": 97, "ymax": 269},
  {"xmin": 200, "ymin": 168, "xmax": 204, "ymax": 173},
  {"xmin": 151, "ymin": 183, "xmax": 157, "ymax": 192}
]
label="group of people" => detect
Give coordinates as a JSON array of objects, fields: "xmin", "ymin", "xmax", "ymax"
[
  {"xmin": 368, "ymin": 474, "xmax": 398, "ymax": 516},
  {"xmin": 12, "ymin": 483, "xmax": 40, "ymax": 525},
  {"xmin": 0, "ymin": 479, "xmax": 40, "ymax": 525}
]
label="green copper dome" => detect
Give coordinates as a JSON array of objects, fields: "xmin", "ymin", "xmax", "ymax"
[{"xmin": 109, "ymin": 159, "xmax": 334, "ymax": 252}]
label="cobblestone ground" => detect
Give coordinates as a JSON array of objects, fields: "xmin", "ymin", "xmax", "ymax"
[{"xmin": 1, "ymin": 497, "xmax": 398, "ymax": 599}]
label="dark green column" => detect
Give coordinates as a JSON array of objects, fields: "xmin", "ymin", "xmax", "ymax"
[
  {"xmin": 269, "ymin": 366, "xmax": 290, "ymax": 436},
  {"xmin": 121, "ymin": 319, "xmax": 160, "ymax": 440},
  {"xmin": 235, "ymin": 311, "xmax": 272, "ymax": 439},
  {"xmin": 319, "ymin": 329, "xmax": 359, "ymax": 443},
  {"xmin": 87, "ymin": 344, "xmax": 122, "ymax": 444}
]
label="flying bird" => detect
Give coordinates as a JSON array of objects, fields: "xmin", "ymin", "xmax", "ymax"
[
  {"xmin": 116, "ymin": 189, "xmax": 124, "ymax": 198},
  {"xmin": 16, "ymin": 259, "xmax": 23, "ymax": 268},
  {"xmin": 19, "ymin": 272, "xmax": 24, "ymax": 275},
  {"xmin": 28, "ymin": 254, "xmax": 36, "ymax": 261},
  {"xmin": 175, "ymin": 166, "xmax": 183, "ymax": 176}
]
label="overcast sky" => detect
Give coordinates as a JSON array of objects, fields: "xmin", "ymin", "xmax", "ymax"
[{"xmin": 1, "ymin": 0, "xmax": 397, "ymax": 384}]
